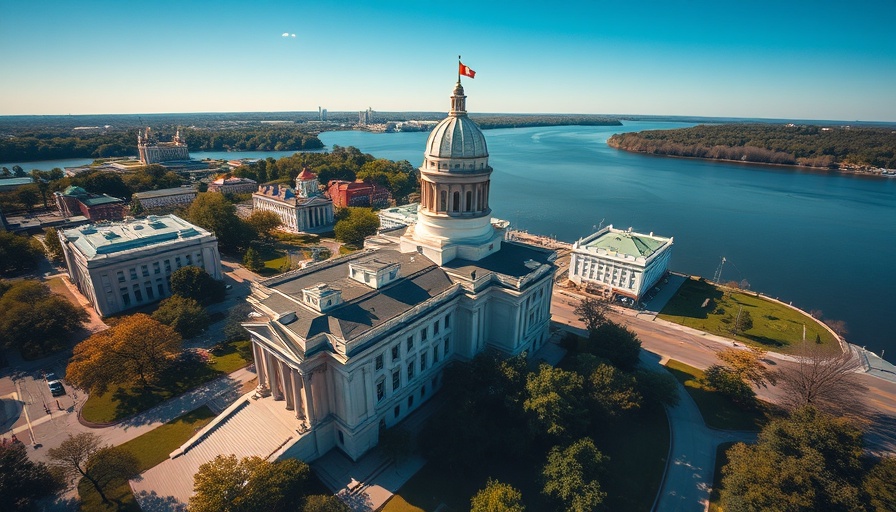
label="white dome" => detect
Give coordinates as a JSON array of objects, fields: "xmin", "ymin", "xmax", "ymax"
[{"xmin": 424, "ymin": 115, "xmax": 488, "ymax": 160}]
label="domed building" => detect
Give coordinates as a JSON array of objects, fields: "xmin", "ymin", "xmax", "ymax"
[
  {"xmin": 133, "ymin": 80, "xmax": 558, "ymax": 507},
  {"xmin": 400, "ymin": 81, "xmax": 503, "ymax": 265}
]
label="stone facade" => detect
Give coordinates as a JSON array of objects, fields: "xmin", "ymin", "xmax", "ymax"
[
  {"xmin": 252, "ymin": 169, "xmax": 334, "ymax": 233},
  {"xmin": 58, "ymin": 215, "xmax": 222, "ymax": 317},
  {"xmin": 208, "ymin": 177, "xmax": 258, "ymax": 195},
  {"xmin": 54, "ymin": 186, "xmax": 125, "ymax": 221},
  {"xmin": 138, "ymin": 127, "xmax": 190, "ymax": 164},
  {"xmin": 242, "ymin": 82, "xmax": 556, "ymax": 463},
  {"xmin": 133, "ymin": 187, "xmax": 198, "ymax": 210},
  {"xmin": 569, "ymin": 225, "xmax": 673, "ymax": 301},
  {"xmin": 326, "ymin": 179, "xmax": 392, "ymax": 208}
]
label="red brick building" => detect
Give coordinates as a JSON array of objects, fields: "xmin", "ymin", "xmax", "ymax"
[
  {"xmin": 54, "ymin": 186, "xmax": 126, "ymax": 221},
  {"xmin": 326, "ymin": 180, "xmax": 392, "ymax": 208}
]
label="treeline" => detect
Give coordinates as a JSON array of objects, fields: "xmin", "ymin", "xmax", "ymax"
[
  {"xmin": 0, "ymin": 164, "xmax": 184, "ymax": 213},
  {"xmin": 232, "ymin": 145, "xmax": 418, "ymax": 202},
  {"xmin": 0, "ymin": 126, "xmax": 322, "ymax": 162},
  {"xmin": 472, "ymin": 114, "xmax": 621, "ymax": 129},
  {"xmin": 607, "ymin": 124, "xmax": 896, "ymax": 169}
]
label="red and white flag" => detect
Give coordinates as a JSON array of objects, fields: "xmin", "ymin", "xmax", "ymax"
[{"xmin": 459, "ymin": 62, "xmax": 476, "ymax": 78}]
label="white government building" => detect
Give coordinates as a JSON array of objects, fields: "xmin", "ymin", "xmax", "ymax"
[
  {"xmin": 58, "ymin": 215, "xmax": 222, "ymax": 317},
  {"xmin": 241, "ymin": 80, "xmax": 556, "ymax": 462},
  {"xmin": 568, "ymin": 225, "xmax": 673, "ymax": 302},
  {"xmin": 252, "ymin": 168, "xmax": 335, "ymax": 233}
]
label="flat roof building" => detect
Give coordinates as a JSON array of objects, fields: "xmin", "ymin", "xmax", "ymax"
[
  {"xmin": 208, "ymin": 177, "xmax": 258, "ymax": 195},
  {"xmin": 569, "ymin": 225, "xmax": 673, "ymax": 302},
  {"xmin": 252, "ymin": 168, "xmax": 334, "ymax": 233},
  {"xmin": 378, "ymin": 203, "xmax": 419, "ymax": 231},
  {"xmin": 133, "ymin": 186, "xmax": 198, "ymax": 210},
  {"xmin": 58, "ymin": 215, "xmax": 222, "ymax": 317}
]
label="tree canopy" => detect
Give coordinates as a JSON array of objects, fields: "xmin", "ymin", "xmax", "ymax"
[
  {"xmin": 47, "ymin": 433, "xmax": 139, "ymax": 506},
  {"xmin": 152, "ymin": 295, "xmax": 209, "ymax": 338},
  {"xmin": 333, "ymin": 207, "xmax": 379, "ymax": 247},
  {"xmin": 189, "ymin": 455, "xmax": 310, "ymax": 512},
  {"xmin": 776, "ymin": 342, "xmax": 866, "ymax": 417},
  {"xmin": 524, "ymin": 364, "xmax": 588, "ymax": 439},
  {"xmin": 185, "ymin": 193, "xmax": 254, "ymax": 252},
  {"xmin": 470, "ymin": 479, "xmax": 526, "ymax": 512},
  {"xmin": 169, "ymin": 265, "xmax": 226, "ymax": 305},
  {"xmin": 0, "ymin": 279, "xmax": 87, "ymax": 358},
  {"xmin": 542, "ymin": 437, "xmax": 607, "ymax": 512},
  {"xmin": 585, "ymin": 322, "xmax": 642, "ymax": 371},
  {"xmin": 0, "ymin": 232, "xmax": 43, "ymax": 275},
  {"xmin": 0, "ymin": 440, "xmax": 62, "ymax": 511},
  {"xmin": 721, "ymin": 407, "xmax": 866, "ymax": 512},
  {"xmin": 66, "ymin": 313, "xmax": 181, "ymax": 392}
]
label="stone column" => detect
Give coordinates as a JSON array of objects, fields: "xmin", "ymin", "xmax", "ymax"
[
  {"xmin": 253, "ymin": 342, "xmax": 270, "ymax": 396},
  {"xmin": 292, "ymin": 371, "xmax": 304, "ymax": 420},
  {"xmin": 302, "ymin": 372, "xmax": 317, "ymax": 425},
  {"xmin": 364, "ymin": 367, "xmax": 375, "ymax": 419},
  {"xmin": 266, "ymin": 351, "xmax": 282, "ymax": 400},
  {"xmin": 281, "ymin": 362, "xmax": 295, "ymax": 410}
]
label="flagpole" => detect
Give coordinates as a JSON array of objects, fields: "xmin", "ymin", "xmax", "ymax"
[{"xmin": 458, "ymin": 55, "xmax": 461, "ymax": 81}]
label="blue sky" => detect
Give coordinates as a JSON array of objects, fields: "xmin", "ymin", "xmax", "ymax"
[{"xmin": 1, "ymin": 0, "xmax": 894, "ymax": 120}]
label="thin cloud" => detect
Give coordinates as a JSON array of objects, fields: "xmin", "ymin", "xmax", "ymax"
[
  {"xmin": 291, "ymin": 34, "xmax": 296, "ymax": 38},
  {"xmin": 282, "ymin": 32, "xmax": 289, "ymax": 37}
]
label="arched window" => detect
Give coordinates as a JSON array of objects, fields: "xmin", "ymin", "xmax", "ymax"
[
  {"xmin": 439, "ymin": 190, "xmax": 447, "ymax": 211},
  {"xmin": 476, "ymin": 188, "xmax": 482, "ymax": 211},
  {"xmin": 465, "ymin": 191, "xmax": 472, "ymax": 212},
  {"xmin": 452, "ymin": 191, "xmax": 460, "ymax": 212}
]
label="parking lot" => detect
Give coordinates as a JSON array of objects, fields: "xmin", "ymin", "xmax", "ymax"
[{"xmin": 1, "ymin": 360, "xmax": 81, "ymax": 446}]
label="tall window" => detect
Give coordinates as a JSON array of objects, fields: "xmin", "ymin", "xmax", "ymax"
[
  {"xmin": 376, "ymin": 381, "xmax": 385, "ymax": 402},
  {"xmin": 465, "ymin": 191, "xmax": 472, "ymax": 212},
  {"xmin": 452, "ymin": 191, "xmax": 460, "ymax": 212},
  {"xmin": 406, "ymin": 335, "xmax": 414, "ymax": 351},
  {"xmin": 391, "ymin": 345, "xmax": 400, "ymax": 361},
  {"xmin": 439, "ymin": 190, "xmax": 447, "ymax": 211},
  {"xmin": 420, "ymin": 352, "xmax": 428, "ymax": 372},
  {"xmin": 392, "ymin": 369, "xmax": 401, "ymax": 391}
]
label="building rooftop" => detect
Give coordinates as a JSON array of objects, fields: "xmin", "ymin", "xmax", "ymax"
[
  {"xmin": 133, "ymin": 187, "xmax": 197, "ymax": 199},
  {"xmin": 580, "ymin": 225, "xmax": 672, "ymax": 260},
  {"xmin": 80, "ymin": 195, "xmax": 124, "ymax": 207},
  {"xmin": 60, "ymin": 214, "xmax": 213, "ymax": 259}
]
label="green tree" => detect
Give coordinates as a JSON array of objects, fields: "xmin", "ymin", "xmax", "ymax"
[
  {"xmin": 735, "ymin": 309, "xmax": 753, "ymax": 333},
  {"xmin": 587, "ymin": 362, "xmax": 642, "ymax": 417},
  {"xmin": 864, "ymin": 457, "xmax": 896, "ymax": 512},
  {"xmin": 66, "ymin": 313, "xmax": 181, "ymax": 392},
  {"xmin": 378, "ymin": 427, "xmax": 413, "ymax": 463},
  {"xmin": 333, "ymin": 207, "xmax": 379, "ymax": 247},
  {"xmin": 186, "ymin": 192, "xmax": 254, "ymax": 251},
  {"xmin": 703, "ymin": 365, "xmax": 756, "ymax": 406},
  {"xmin": 43, "ymin": 227, "xmax": 64, "ymax": 262},
  {"xmin": 574, "ymin": 296, "xmax": 611, "ymax": 331},
  {"xmin": 471, "ymin": 479, "xmax": 526, "ymax": 512},
  {"xmin": 0, "ymin": 441, "xmax": 62, "ymax": 511},
  {"xmin": 588, "ymin": 322, "xmax": 642, "ymax": 371},
  {"xmin": 634, "ymin": 368, "xmax": 680, "ymax": 407},
  {"xmin": 243, "ymin": 246, "xmax": 265, "ymax": 272},
  {"xmin": 47, "ymin": 433, "xmax": 139, "ymax": 506},
  {"xmin": 524, "ymin": 364, "xmax": 588, "ymax": 439},
  {"xmin": 0, "ymin": 280, "xmax": 87, "ymax": 357},
  {"xmin": 302, "ymin": 495, "xmax": 350, "ymax": 512},
  {"xmin": 0, "ymin": 232, "xmax": 43, "ymax": 275},
  {"xmin": 721, "ymin": 407, "xmax": 866, "ymax": 512},
  {"xmin": 223, "ymin": 303, "xmax": 251, "ymax": 342},
  {"xmin": 16, "ymin": 185, "xmax": 39, "ymax": 211},
  {"xmin": 246, "ymin": 210, "xmax": 282, "ymax": 242},
  {"xmin": 542, "ymin": 438, "xmax": 607, "ymax": 512},
  {"xmin": 189, "ymin": 455, "xmax": 310, "ymax": 512},
  {"xmin": 152, "ymin": 295, "xmax": 209, "ymax": 338},
  {"xmin": 716, "ymin": 347, "xmax": 776, "ymax": 389},
  {"xmin": 169, "ymin": 265, "xmax": 226, "ymax": 305},
  {"xmin": 71, "ymin": 170, "xmax": 130, "ymax": 199}
]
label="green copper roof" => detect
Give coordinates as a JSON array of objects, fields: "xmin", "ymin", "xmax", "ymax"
[{"xmin": 583, "ymin": 230, "xmax": 669, "ymax": 259}]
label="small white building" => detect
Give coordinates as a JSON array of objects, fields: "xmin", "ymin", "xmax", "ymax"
[
  {"xmin": 58, "ymin": 215, "xmax": 222, "ymax": 317},
  {"xmin": 208, "ymin": 177, "xmax": 258, "ymax": 195},
  {"xmin": 252, "ymin": 168, "xmax": 334, "ymax": 233},
  {"xmin": 569, "ymin": 225, "xmax": 673, "ymax": 302}
]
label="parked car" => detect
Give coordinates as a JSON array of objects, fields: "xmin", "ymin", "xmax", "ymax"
[{"xmin": 48, "ymin": 379, "xmax": 65, "ymax": 397}]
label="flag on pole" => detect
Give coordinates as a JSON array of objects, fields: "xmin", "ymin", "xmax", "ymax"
[{"xmin": 459, "ymin": 62, "xmax": 476, "ymax": 78}]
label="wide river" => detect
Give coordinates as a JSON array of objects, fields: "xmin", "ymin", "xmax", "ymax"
[
  {"xmin": 4, "ymin": 122, "xmax": 894, "ymax": 360},
  {"xmin": 318, "ymin": 122, "xmax": 896, "ymax": 361}
]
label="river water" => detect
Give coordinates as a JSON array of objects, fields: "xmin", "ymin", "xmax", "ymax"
[
  {"xmin": 318, "ymin": 123, "xmax": 896, "ymax": 360},
  {"xmin": 4, "ymin": 123, "xmax": 894, "ymax": 359}
]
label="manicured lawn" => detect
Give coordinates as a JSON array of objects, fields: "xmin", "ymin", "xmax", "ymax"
[
  {"xmin": 209, "ymin": 340, "xmax": 252, "ymax": 374},
  {"xmin": 708, "ymin": 442, "xmax": 735, "ymax": 512},
  {"xmin": 273, "ymin": 232, "xmax": 320, "ymax": 246},
  {"xmin": 382, "ymin": 402, "xmax": 670, "ymax": 512},
  {"xmin": 658, "ymin": 278, "xmax": 838, "ymax": 354},
  {"xmin": 77, "ymin": 406, "xmax": 216, "ymax": 512},
  {"xmin": 81, "ymin": 341, "xmax": 252, "ymax": 424},
  {"xmin": 664, "ymin": 359, "xmax": 777, "ymax": 431}
]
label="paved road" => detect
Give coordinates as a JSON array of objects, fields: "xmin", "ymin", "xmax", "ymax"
[{"xmin": 551, "ymin": 288, "xmax": 896, "ymax": 511}]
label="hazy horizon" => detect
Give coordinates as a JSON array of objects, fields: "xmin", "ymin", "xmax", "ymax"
[{"xmin": 2, "ymin": 0, "xmax": 894, "ymax": 121}]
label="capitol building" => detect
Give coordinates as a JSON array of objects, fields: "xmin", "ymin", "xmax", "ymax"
[{"xmin": 241, "ymin": 80, "xmax": 557, "ymax": 462}]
